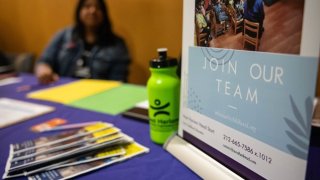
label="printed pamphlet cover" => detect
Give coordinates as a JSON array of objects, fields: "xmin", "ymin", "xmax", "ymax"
[
  {"xmin": 2, "ymin": 123, "xmax": 133, "ymax": 178},
  {"xmin": 2, "ymin": 122, "xmax": 148, "ymax": 179}
]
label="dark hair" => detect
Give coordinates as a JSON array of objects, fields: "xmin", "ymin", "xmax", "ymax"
[
  {"xmin": 195, "ymin": 0, "xmax": 203, "ymax": 10},
  {"xmin": 247, "ymin": 0, "xmax": 255, "ymax": 10},
  {"xmin": 73, "ymin": 0, "xmax": 116, "ymax": 46},
  {"xmin": 195, "ymin": 0, "xmax": 202, "ymax": 6}
]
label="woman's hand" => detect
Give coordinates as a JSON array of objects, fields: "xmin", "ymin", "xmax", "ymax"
[{"xmin": 35, "ymin": 63, "xmax": 59, "ymax": 84}]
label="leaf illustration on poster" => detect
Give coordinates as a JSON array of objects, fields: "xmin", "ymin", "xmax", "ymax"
[{"xmin": 284, "ymin": 95, "xmax": 312, "ymax": 159}]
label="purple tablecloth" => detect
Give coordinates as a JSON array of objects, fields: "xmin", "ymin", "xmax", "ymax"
[
  {"xmin": 0, "ymin": 73, "xmax": 319, "ymax": 179},
  {"xmin": 0, "ymin": 74, "xmax": 200, "ymax": 180}
]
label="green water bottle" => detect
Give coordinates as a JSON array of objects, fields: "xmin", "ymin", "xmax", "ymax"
[{"xmin": 147, "ymin": 48, "xmax": 180, "ymax": 144}]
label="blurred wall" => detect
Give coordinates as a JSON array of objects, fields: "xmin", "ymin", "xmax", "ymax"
[{"xmin": 0, "ymin": 0, "xmax": 183, "ymax": 85}]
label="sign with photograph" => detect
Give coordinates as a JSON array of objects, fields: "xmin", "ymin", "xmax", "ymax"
[{"xmin": 179, "ymin": 0, "xmax": 320, "ymax": 179}]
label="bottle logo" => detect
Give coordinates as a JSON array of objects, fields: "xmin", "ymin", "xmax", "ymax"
[{"xmin": 150, "ymin": 99, "xmax": 170, "ymax": 117}]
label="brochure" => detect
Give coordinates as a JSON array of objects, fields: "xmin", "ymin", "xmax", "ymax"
[
  {"xmin": 5, "ymin": 133, "xmax": 131, "ymax": 176},
  {"xmin": 28, "ymin": 142, "xmax": 149, "ymax": 180},
  {"xmin": 11, "ymin": 127, "xmax": 120, "ymax": 161},
  {"xmin": 12, "ymin": 122, "xmax": 112, "ymax": 153},
  {"xmin": 25, "ymin": 145, "xmax": 126, "ymax": 176},
  {"xmin": 30, "ymin": 118, "xmax": 67, "ymax": 133},
  {"xmin": 2, "ymin": 121, "xmax": 149, "ymax": 180}
]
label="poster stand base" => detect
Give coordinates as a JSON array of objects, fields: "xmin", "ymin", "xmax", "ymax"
[{"xmin": 164, "ymin": 134, "xmax": 243, "ymax": 180}]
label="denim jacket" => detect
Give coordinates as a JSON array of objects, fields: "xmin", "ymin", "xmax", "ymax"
[{"xmin": 39, "ymin": 27, "xmax": 130, "ymax": 82}]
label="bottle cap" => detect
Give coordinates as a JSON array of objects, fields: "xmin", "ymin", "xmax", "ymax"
[
  {"xmin": 149, "ymin": 58, "xmax": 178, "ymax": 68},
  {"xmin": 157, "ymin": 48, "xmax": 168, "ymax": 61},
  {"xmin": 150, "ymin": 48, "xmax": 178, "ymax": 68}
]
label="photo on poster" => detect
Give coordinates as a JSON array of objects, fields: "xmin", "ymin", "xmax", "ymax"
[{"xmin": 194, "ymin": 0, "xmax": 304, "ymax": 54}]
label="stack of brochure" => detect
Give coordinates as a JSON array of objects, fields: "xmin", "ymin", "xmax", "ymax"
[{"xmin": 2, "ymin": 122, "xmax": 149, "ymax": 180}]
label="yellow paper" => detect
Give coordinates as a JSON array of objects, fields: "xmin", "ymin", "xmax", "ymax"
[
  {"xmin": 95, "ymin": 146, "xmax": 125, "ymax": 158},
  {"xmin": 84, "ymin": 122, "xmax": 113, "ymax": 132},
  {"xmin": 27, "ymin": 79, "xmax": 121, "ymax": 104},
  {"xmin": 123, "ymin": 142, "xmax": 148, "ymax": 156},
  {"xmin": 96, "ymin": 133, "xmax": 123, "ymax": 144},
  {"xmin": 92, "ymin": 127, "xmax": 120, "ymax": 138}
]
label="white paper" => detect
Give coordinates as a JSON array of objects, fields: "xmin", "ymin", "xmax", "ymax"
[
  {"xmin": 0, "ymin": 77, "xmax": 21, "ymax": 86},
  {"xmin": 135, "ymin": 100, "xmax": 149, "ymax": 109},
  {"xmin": 0, "ymin": 98, "xmax": 54, "ymax": 128}
]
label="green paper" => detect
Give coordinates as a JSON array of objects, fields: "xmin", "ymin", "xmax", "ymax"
[{"xmin": 68, "ymin": 84, "xmax": 147, "ymax": 115}]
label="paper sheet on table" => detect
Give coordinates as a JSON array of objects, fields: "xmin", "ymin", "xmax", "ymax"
[
  {"xmin": 0, "ymin": 77, "xmax": 21, "ymax": 86},
  {"xmin": 68, "ymin": 84, "xmax": 147, "ymax": 115},
  {"xmin": 27, "ymin": 79, "xmax": 121, "ymax": 104},
  {"xmin": 0, "ymin": 98, "xmax": 54, "ymax": 128}
]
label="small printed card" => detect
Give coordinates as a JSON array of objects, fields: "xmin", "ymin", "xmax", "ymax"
[{"xmin": 30, "ymin": 118, "xmax": 67, "ymax": 133}]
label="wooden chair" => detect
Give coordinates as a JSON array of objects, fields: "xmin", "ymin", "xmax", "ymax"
[
  {"xmin": 227, "ymin": 6, "xmax": 243, "ymax": 34},
  {"xmin": 210, "ymin": 10, "xmax": 225, "ymax": 38},
  {"xmin": 5, "ymin": 53, "xmax": 34, "ymax": 73},
  {"xmin": 195, "ymin": 17, "xmax": 209, "ymax": 46},
  {"xmin": 243, "ymin": 19, "xmax": 260, "ymax": 51}
]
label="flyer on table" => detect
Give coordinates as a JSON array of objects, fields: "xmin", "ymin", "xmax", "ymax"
[{"xmin": 179, "ymin": 0, "xmax": 320, "ymax": 179}]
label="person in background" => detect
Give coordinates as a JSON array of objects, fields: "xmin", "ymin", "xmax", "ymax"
[
  {"xmin": 228, "ymin": 0, "xmax": 234, "ymax": 7},
  {"xmin": 213, "ymin": 0, "xmax": 229, "ymax": 22},
  {"xmin": 235, "ymin": 0, "xmax": 245, "ymax": 14},
  {"xmin": 244, "ymin": 0, "xmax": 265, "ymax": 37},
  {"xmin": 234, "ymin": 0, "xmax": 245, "ymax": 19},
  {"xmin": 204, "ymin": 0, "xmax": 211, "ymax": 10},
  {"xmin": 195, "ymin": 0, "xmax": 212, "ymax": 46},
  {"xmin": 198, "ymin": 0, "xmax": 211, "ymax": 24},
  {"xmin": 35, "ymin": 0, "xmax": 130, "ymax": 84}
]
